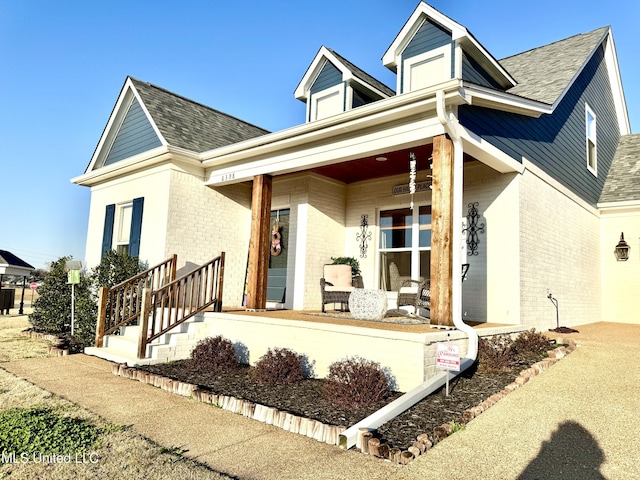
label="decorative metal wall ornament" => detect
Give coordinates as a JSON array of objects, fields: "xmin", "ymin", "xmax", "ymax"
[
  {"xmin": 356, "ymin": 214, "xmax": 372, "ymax": 258},
  {"xmin": 408, "ymin": 152, "xmax": 417, "ymax": 210},
  {"xmin": 462, "ymin": 202, "xmax": 485, "ymax": 256}
]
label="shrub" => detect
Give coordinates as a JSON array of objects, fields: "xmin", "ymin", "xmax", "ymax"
[
  {"xmin": 0, "ymin": 407, "xmax": 101, "ymax": 455},
  {"xmin": 323, "ymin": 356, "xmax": 391, "ymax": 408},
  {"xmin": 190, "ymin": 336, "xmax": 239, "ymax": 373},
  {"xmin": 477, "ymin": 334, "xmax": 516, "ymax": 373},
  {"xmin": 253, "ymin": 348, "xmax": 306, "ymax": 386},
  {"xmin": 511, "ymin": 329, "xmax": 552, "ymax": 364},
  {"xmin": 478, "ymin": 330, "xmax": 552, "ymax": 372},
  {"xmin": 90, "ymin": 250, "xmax": 146, "ymax": 289},
  {"xmin": 29, "ymin": 257, "xmax": 97, "ymax": 348}
]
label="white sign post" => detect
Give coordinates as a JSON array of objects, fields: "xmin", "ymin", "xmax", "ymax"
[
  {"xmin": 436, "ymin": 342, "xmax": 460, "ymax": 396},
  {"xmin": 66, "ymin": 261, "xmax": 82, "ymax": 336}
]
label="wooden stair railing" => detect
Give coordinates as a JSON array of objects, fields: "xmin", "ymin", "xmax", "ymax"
[
  {"xmin": 137, "ymin": 252, "xmax": 225, "ymax": 359},
  {"xmin": 95, "ymin": 255, "xmax": 177, "ymax": 348}
]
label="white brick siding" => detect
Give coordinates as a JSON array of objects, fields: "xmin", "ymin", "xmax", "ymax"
[
  {"xmin": 519, "ymin": 165, "xmax": 601, "ymax": 329},
  {"xmin": 84, "ymin": 164, "xmax": 172, "ymax": 269},
  {"xmin": 165, "ymin": 168, "xmax": 252, "ymax": 308}
]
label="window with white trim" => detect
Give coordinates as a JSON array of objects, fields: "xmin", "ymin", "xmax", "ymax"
[
  {"xmin": 586, "ymin": 103, "xmax": 597, "ymax": 175},
  {"xmin": 115, "ymin": 202, "xmax": 133, "ymax": 254},
  {"xmin": 379, "ymin": 206, "xmax": 431, "ymax": 291},
  {"xmin": 402, "ymin": 45, "xmax": 451, "ymax": 93}
]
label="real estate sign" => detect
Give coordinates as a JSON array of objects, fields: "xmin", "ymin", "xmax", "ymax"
[{"xmin": 436, "ymin": 343, "xmax": 460, "ymax": 372}]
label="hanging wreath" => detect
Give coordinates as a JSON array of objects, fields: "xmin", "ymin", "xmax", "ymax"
[{"xmin": 270, "ymin": 225, "xmax": 282, "ymax": 256}]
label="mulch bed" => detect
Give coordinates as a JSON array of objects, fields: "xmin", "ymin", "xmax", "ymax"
[{"xmin": 141, "ymin": 360, "xmax": 526, "ymax": 450}]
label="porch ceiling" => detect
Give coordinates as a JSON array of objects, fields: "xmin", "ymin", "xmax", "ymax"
[{"xmin": 304, "ymin": 144, "xmax": 475, "ymax": 184}]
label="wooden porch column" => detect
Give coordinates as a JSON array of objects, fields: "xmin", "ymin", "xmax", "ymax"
[
  {"xmin": 430, "ymin": 134, "xmax": 454, "ymax": 327},
  {"xmin": 246, "ymin": 174, "xmax": 272, "ymax": 310}
]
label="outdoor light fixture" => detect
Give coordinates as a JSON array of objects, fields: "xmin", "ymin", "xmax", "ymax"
[
  {"xmin": 375, "ymin": 156, "xmax": 387, "ymax": 162},
  {"xmin": 614, "ymin": 232, "xmax": 630, "ymax": 261}
]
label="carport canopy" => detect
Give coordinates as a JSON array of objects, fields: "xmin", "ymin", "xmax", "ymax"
[{"xmin": 0, "ymin": 250, "xmax": 35, "ymax": 315}]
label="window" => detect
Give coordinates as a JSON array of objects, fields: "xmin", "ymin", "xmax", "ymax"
[
  {"xmin": 100, "ymin": 197, "xmax": 144, "ymax": 258},
  {"xmin": 586, "ymin": 104, "xmax": 597, "ymax": 175},
  {"xmin": 379, "ymin": 206, "xmax": 432, "ymax": 291},
  {"xmin": 310, "ymin": 84, "xmax": 345, "ymax": 121},
  {"xmin": 402, "ymin": 45, "xmax": 451, "ymax": 93},
  {"xmin": 115, "ymin": 203, "xmax": 133, "ymax": 254}
]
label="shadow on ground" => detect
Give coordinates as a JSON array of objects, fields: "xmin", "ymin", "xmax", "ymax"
[{"xmin": 518, "ymin": 420, "xmax": 605, "ymax": 479}]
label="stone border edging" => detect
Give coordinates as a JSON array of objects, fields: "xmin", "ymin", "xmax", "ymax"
[
  {"xmin": 109, "ymin": 339, "xmax": 576, "ymax": 465},
  {"xmin": 110, "ymin": 363, "xmax": 346, "ymax": 447},
  {"xmin": 21, "ymin": 330, "xmax": 70, "ymax": 356}
]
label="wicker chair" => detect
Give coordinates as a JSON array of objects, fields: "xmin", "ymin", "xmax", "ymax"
[
  {"xmin": 320, "ymin": 264, "xmax": 358, "ymax": 313},
  {"xmin": 397, "ymin": 279, "xmax": 431, "ymax": 313},
  {"xmin": 396, "ymin": 264, "xmax": 470, "ymax": 316}
]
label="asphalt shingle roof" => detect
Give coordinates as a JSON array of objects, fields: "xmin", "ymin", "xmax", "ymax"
[
  {"xmin": 130, "ymin": 78, "xmax": 270, "ymax": 153},
  {"xmin": 0, "ymin": 250, "xmax": 35, "ymax": 270},
  {"xmin": 499, "ymin": 27, "xmax": 609, "ymax": 105},
  {"xmin": 328, "ymin": 49, "xmax": 395, "ymax": 98},
  {"xmin": 599, "ymin": 134, "xmax": 640, "ymax": 203}
]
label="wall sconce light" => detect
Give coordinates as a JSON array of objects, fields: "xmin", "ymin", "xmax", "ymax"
[{"xmin": 614, "ymin": 232, "xmax": 630, "ymax": 261}]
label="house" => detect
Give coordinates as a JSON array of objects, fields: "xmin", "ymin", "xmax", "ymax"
[{"xmin": 73, "ymin": 2, "xmax": 638, "ymax": 390}]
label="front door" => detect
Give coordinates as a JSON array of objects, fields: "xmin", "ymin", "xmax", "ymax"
[{"xmin": 267, "ymin": 209, "xmax": 290, "ymax": 303}]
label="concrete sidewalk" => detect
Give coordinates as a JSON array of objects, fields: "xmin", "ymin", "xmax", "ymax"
[{"xmin": 2, "ymin": 322, "xmax": 639, "ymax": 479}]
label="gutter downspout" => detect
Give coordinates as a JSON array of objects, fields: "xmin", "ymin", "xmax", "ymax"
[{"xmin": 339, "ymin": 90, "xmax": 478, "ymax": 450}]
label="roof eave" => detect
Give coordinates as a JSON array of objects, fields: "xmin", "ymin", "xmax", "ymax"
[
  {"xmin": 71, "ymin": 146, "xmax": 201, "ymax": 187},
  {"xmin": 203, "ymin": 79, "xmax": 465, "ymax": 169},
  {"xmin": 462, "ymin": 82, "xmax": 552, "ymax": 117}
]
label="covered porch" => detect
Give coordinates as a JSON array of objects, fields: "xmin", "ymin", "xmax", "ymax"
[{"xmin": 203, "ymin": 84, "xmax": 523, "ymax": 326}]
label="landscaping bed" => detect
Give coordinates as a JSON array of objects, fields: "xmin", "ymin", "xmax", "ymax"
[{"xmin": 141, "ymin": 359, "xmax": 531, "ymax": 451}]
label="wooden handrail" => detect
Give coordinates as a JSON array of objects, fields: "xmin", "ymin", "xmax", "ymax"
[
  {"xmin": 138, "ymin": 253, "xmax": 225, "ymax": 359},
  {"xmin": 95, "ymin": 255, "xmax": 177, "ymax": 347}
]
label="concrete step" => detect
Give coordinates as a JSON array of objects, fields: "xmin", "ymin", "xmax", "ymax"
[{"xmin": 92, "ymin": 311, "xmax": 217, "ymax": 365}]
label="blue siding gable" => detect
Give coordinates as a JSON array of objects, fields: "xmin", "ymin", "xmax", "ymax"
[
  {"xmin": 458, "ymin": 45, "xmax": 619, "ymax": 205},
  {"xmin": 401, "ymin": 19, "xmax": 454, "ymax": 92},
  {"xmin": 462, "ymin": 51, "xmax": 503, "ymax": 89},
  {"xmin": 104, "ymin": 98, "xmax": 162, "ymax": 166},
  {"xmin": 310, "ymin": 61, "xmax": 342, "ymax": 94}
]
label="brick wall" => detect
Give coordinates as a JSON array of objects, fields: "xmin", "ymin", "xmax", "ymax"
[
  {"xmin": 519, "ymin": 166, "xmax": 601, "ymax": 329},
  {"xmin": 165, "ymin": 168, "xmax": 252, "ymax": 307}
]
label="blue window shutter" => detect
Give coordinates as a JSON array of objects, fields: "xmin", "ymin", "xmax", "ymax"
[
  {"xmin": 101, "ymin": 204, "xmax": 115, "ymax": 257},
  {"xmin": 128, "ymin": 197, "xmax": 144, "ymax": 257}
]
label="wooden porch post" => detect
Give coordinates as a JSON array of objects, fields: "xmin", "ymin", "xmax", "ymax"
[
  {"xmin": 246, "ymin": 174, "xmax": 272, "ymax": 310},
  {"xmin": 430, "ymin": 134, "xmax": 455, "ymax": 327},
  {"xmin": 95, "ymin": 286, "xmax": 108, "ymax": 347}
]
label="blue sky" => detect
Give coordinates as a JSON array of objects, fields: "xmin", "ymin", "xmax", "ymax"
[{"xmin": 1, "ymin": 0, "xmax": 638, "ymax": 270}]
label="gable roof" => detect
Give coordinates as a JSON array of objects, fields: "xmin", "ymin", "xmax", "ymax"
[
  {"xmin": 0, "ymin": 250, "xmax": 35, "ymax": 276},
  {"xmin": 382, "ymin": 1, "xmax": 516, "ymax": 89},
  {"xmin": 294, "ymin": 46, "xmax": 394, "ymax": 101},
  {"xmin": 500, "ymin": 27, "xmax": 609, "ymax": 105},
  {"xmin": 85, "ymin": 77, "xmax": 270, "ymax": 173},
  {"xmin": 599, "ymin": 134, "xmax": 640, "ymax": 204},
  {"xmin": 129, "ymin": 78, "xmax": 270, "ymax": 153},
  {"xmin": 327, "ymin": 49, "xmax": 395, "ymax": 98}
]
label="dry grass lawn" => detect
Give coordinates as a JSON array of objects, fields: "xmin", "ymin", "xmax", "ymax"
[{"xmin": 0, "ymin": 316, "xmax": 232, "ymax": 480}]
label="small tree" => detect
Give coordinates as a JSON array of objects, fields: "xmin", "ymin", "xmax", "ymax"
[
  {"xmin": 29, "ymin": 257, "xmax": 96, "ymax": 348},
  {"xmin": 91, "ymin": 250, "xmax": 146, "ymax": 289}
]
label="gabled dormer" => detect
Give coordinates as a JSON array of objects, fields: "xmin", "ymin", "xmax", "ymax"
[
  {"xmin": 295, "ymin": 46, "xmax": 394, "ymax": 122},
  {"xmin": 383, "ymin": 2, "xmax": 516, "ymax": 94}
]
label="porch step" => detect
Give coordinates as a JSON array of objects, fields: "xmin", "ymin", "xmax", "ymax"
[{"xmin": 86, "ymin": 313, "xmax": 217, "ymax": 366}]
